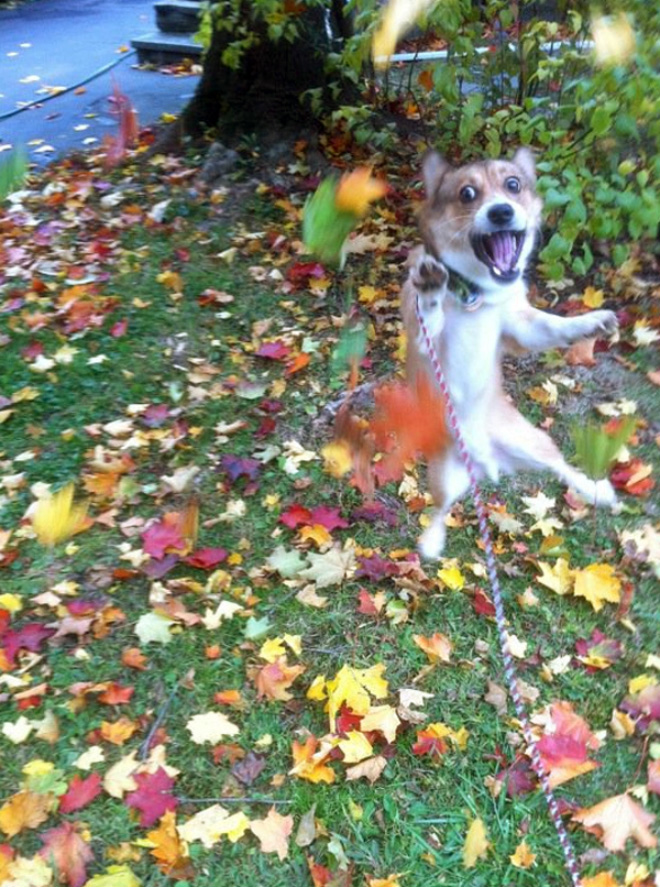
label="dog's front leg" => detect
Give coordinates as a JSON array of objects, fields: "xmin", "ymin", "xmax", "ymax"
[
  {"xmin": 502, "ymin": 305, "xmax": 618, "ymax": 353},
  {"xmin": 410, "ymin": 253, "xmax": 448, "ymax": 343}
]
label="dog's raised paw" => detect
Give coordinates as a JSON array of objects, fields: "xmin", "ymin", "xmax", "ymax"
[
  {"xmin": 412, "ymin": 256, "xmax": 448, "ymax": 294},
  {"xmin": 590, "ymin": 309, "xmax": 618, "ymax": 337}
]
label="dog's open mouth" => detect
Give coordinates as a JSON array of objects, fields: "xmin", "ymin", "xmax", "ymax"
[{"xmin": 472, "ymin": 231, "xmax": 525, "ymax": 282}]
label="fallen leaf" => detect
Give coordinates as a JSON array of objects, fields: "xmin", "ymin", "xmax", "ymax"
[
  {"xmin": 186, "ymin": 711, "xmax": 240, "ymax": 744},
  {"xmin": 572, "ymin": 793, "xmax": 657, "ymax": 851},
  {"xmin": 38, "ymin": 821, "xmax": 94, "ymax": 887},
  {"xmin": 463, "ymin": 816, "xmax": 489, "ymax": 868},
  {"xmin": 249, "ymin": 807, "xmax": 294, "ymax": 861},
  {"xmin": 0, "ymin": 791, "xmax": 53, "ymax": 837}
]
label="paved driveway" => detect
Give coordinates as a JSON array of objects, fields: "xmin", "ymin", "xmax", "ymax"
[{"xmin": 0, "ymin": 0, "xmax": 199, "ymax": 165}]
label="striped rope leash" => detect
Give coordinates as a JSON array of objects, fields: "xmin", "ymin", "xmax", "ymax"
[{"xmin": 415, "ymin": 294, "xmax": 582, "ymax": 887}]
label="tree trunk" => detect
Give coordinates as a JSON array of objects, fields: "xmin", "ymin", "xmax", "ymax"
[{"xmin": 182, "ymin": 2, "xmax": 354, "ymax": 138}]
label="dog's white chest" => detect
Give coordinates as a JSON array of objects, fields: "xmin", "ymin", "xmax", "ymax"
[{"xmin": 438, "ymin": 302, "xmax": 501, "ymax": 410}]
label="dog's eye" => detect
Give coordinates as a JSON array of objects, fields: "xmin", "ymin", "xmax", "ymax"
[
  {"xmin": 459, "ymin": 185, "xmax": 477, "ymax": 203},
  {"xmin": 505, "ymin": 176, "xmax": 521, "ymax": 193}
]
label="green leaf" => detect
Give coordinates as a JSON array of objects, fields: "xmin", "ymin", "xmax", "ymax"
[
  {"xmin": 0, "ymin": 147, "xmax": 28, "ymax": 200},
  {"xmin": 302, "ymin": 176, "xmax": 356, "ymax": 268},
  {"xmin": 572, "ymin": 416, "xmax": 636, "ymax": 480},
  {"xmin": 243, "ymin": 616, "xmax": 271, "ymax": 640}
]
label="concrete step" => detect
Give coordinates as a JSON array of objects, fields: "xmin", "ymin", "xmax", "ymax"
[
  {"xmin": 155, "ymin": 0, "xmax": 202, "ymax": 35},
  {"xmin": 132, "ymin": 31, "xmax": 203, "ymax": 65}
]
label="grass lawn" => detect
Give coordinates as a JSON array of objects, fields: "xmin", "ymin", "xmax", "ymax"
[{"xmin": 0, "ymin": 140, "xmax": 659, "ymax": 887}]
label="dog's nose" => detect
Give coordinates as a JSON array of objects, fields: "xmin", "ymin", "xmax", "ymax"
[{"xmin": 487, "ymin": 203, "xmax": 515, "ymax": 226}]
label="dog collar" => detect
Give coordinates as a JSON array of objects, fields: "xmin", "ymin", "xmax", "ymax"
[{"xmin": 445, "ymin": 265, "xmax": 484, "ymax": 312}]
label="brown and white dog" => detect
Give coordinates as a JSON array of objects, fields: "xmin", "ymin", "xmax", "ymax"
[{"xmin": 401, "ymin": 148, "xmax": 618, "ymax": 559}]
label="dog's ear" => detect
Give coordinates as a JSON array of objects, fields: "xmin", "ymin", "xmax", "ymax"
[
  {"xmin": 512, "ymin": 147, "xmax": 537, "ymax": 184},
  {"xmin": 422, "ymin": 150, "xmax": 450, "ymax": 197}
]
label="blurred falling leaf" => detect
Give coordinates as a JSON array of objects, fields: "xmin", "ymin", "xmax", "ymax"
[
  {"xmin": 31, "ymin": 483, "xmax": 89, "ymax": 547},
  {"xmin": 572, "ymin": 416, "xmax": 636, "ymax": 480}
]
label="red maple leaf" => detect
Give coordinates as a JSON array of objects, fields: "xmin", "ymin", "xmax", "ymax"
[
  {"xmin": 110, "ymin": 318, "xmax": 128, "ymax": 338},
  {"xmin": 472, "ymin": 587, "xmax": 496, "ymax": 617},
  {"xmin": 256, "ymin": 340, "xmax": 291, "ymax": 360},
  {"xmin": 38, "ymin": 822, "xmax": 94, "ymax": 887},
  {"xmin": 142, "ymin": 515, "xmax": 187, "ymax": 560},
  {"xmin": 2, "ymin": 622, "xmax": 55, "ymax": 666},
  {"xmin": 611, "ymin": 459, "xmax": 655, "ymax": 496},
  {"xmin": 125, "ymin": 767, "xmax": 178, "ymax": 827},
  {"xmin": 412, "ymin": 729, "xmax": 448, "ymax": 759},
  {"xmin": 356, "ymin": 589, "xmax": 380, "ymax": 617},
  {"xmin": 309, "ymin": 506, "xmax": 349, "ymax": 531},
  {"xmin": 279, "ymin": 503, "xmax": 313, "ymax": 529},
  {"xmin": 183, "ymin": 547, "xmax": 228, "ymax": 570},
  {"xmin": 58, "ymin": 773, "xmax": 103, "ymax": 814},
  {"xmin": 97, "ymin": 682, "xmax": 135, "ymax": 705}
]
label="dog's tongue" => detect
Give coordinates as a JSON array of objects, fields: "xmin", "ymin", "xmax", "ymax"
[{"xmin": 489, "ymin": 231, "xmax": 516, "ymax": 273}]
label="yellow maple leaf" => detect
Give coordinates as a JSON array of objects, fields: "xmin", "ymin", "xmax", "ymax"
[
  {"xmin": 259, "ymin": 637, "xmax": 286, "ymax": 663},
  {"xmin": 306, "ymin": 675, "xmax": 327, "ymax": 701},
  {"xmin": 366, "ymin": 875, "xmax": 403, "ymax": 887},
  {"xmin": 582, "ymin": 286, "xmax": 605, "ymax": 308},
  {"xmin": 82, "ymin": 864, "xmax": 142, "ymax": 887},
  {"xmin": 298, "ymin": 523, "xmax": 333, "ymax": 548},
  {"xmin": 509, "ymin": 840, "xmax": 536, "ymax": 869},
  {"xmin": 463, "ymin": 816, "xmax": 489, "ymax": 868},
  {"xmin": 437, "ymin": 564, "xmax": 465, "ymax": 590},
  {"xmin": 628, "ymin": 673, "xmax": 657, "ymax": 694},
  {"xmin": 177, "ymin": 804, "xmax": 250, "ymax": 848},
  {"xmin": 326, "ymin": 664, "xmax": 388, "ymax": 731},
  {"xmin": 338, "ymin": 730, "xmax": 374, "ymax": 764},
  {"xmin": 334, "ymin": 168, "xmax": 387, "ymax": 217},
  {"xmin": 321, "ymin": 440, "xmax": 353, "ymax": 478},
  {"xmin": 360, "ymin": 705, "xmax": 401, "ymax": 743},
  {"xmin": 536, "ymin": 558, "xmax": 573, "ymax": 595},
  {"xmin": 31, "ymin": 483, "xmax": 89, "ymax": 547},
  {"xmin": 572, "ymin": 563, "xmax": 621, "ymax": 612}
]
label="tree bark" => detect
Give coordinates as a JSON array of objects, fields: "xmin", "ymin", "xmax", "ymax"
[{"xmin": 182, "ymin": 2, "xmax": 355, "ymax": 138}]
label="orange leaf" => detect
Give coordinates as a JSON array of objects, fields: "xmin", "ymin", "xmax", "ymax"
[
  {"xmin": 565, "ymin": 337, "xmax": 597, "ymax": 367},
  {"xmin": 290, "ymin": 736, "xmax": 336, "ymax": 784},
  {"xmin": 121, "ymin": 647, "xmax": 148, "ymax": 670},
  {"xmin": 147, "ymin": 810, "xmax": 194, "ymax": 878},
  {"xmin": 285, "ymin": 352, "xmax": 311, "ymax": 375},
  {"xmin": 335, "ymin": 168, "xmax": 387, "ymax": 217},
  {"xmin": 370, "ymin": 377, "xmax": 448, "ymax": 484},
  {"xmin": 255, "ymin": 656, "xmax": 305, "ymax": 701},
  {"xmin": 100, "ymin": 716, "xmax": 138, "ymax": 745},
  {"xmin": 572, "ymin": 793, "xmax": 657, "ymax": 851},
  {"xmin": 0, "ymin": 791, "xmax": 53, "ymax": 838},
  {"xmin": 412, "ymin": 632, "xmax": 453, "ymax": 663},
  {"xmin": 418, "ymin": 69, "xmax": 434, "ymax": 91}
]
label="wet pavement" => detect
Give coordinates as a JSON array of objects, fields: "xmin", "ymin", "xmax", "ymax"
[{"xmin": 0, "ymin": 0, "xmax": 200, "ymax": 165}]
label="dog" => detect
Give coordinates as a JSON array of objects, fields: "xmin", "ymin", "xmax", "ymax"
[{"xmin": 400, "ymin": 148, "xmax": 619, "ymax": 559}]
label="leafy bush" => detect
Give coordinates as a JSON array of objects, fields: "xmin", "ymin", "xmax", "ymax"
[{"xmin": 196, "ymin": 0, "xmax": 660, "ymax": 278}]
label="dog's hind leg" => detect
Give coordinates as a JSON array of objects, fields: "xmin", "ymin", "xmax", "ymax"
[
  {"xmin": 491, "ymin": 403, "xmax": 617, "ymax": 507},
  {"xmin": 419, "ymin": 449, "xmax": 471, "ymax": 559}
]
